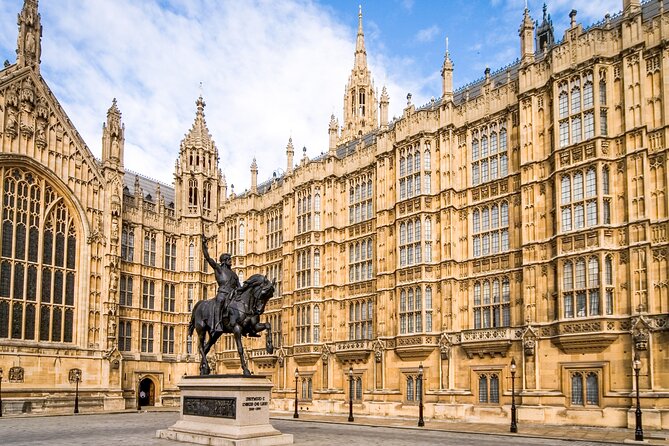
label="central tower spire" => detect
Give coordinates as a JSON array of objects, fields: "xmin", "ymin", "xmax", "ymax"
[
  {"xmin": 339, "ymin": 6, "xmax": 380, "ymax": 144},
  {"xmin": 354, "ymin": 5, "xmax": 367, "ymax": 70}
]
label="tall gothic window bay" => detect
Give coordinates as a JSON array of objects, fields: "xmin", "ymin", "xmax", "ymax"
[
  {"xmin": 399, "ymin": 286, "xmax": 433, "ymax": 334},
  {"xmin": 399, "ymin": 141, "xmax": 431, "ymax": 200},
  {"xmin": 399, "ymin": 217, "xmax": 432, "ymax": 267},
  {"xmin": 471, "ymin": 121, "xmax": 508, "ymax": 186},
  {"xmin": 473, "ymin": 278, "xmax": 510, "ymax": 329},
  {"xmin": 0, "ymin": 167, "xmax": 77, "ymax": 342},
  {"xmin": 561, "ymin": 255, "xmax": 614, "ymax": 318}
]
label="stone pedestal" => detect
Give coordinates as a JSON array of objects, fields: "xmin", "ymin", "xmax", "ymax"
[{"xmin": 157, "ymin": 375, "xmax": 293, "ymax": 446}]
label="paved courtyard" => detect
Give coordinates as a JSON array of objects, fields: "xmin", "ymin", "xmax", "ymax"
[{"xmin": 0, "ymin": 411, "xmax": 641, "ymax": 446}]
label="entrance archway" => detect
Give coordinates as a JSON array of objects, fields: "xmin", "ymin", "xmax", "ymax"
[{"xmin": 138, "ymin": 377, "xmax": 156, "ymax": 406}]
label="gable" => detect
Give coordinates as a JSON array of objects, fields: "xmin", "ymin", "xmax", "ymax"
[{"xmin": 0, "ymin": 67, "xmax": 104, "ymax": 190}]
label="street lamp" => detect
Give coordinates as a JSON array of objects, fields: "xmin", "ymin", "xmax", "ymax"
[
  {"xmin": 0, "ymin": 368, "xmax": 3, "ymax": 418},
  {"xmin": 137, "ymin": 378, "xmax": 142, "ymax": 411},
  {"xmin": 510, "ymin": 358, "xmax": 517, "ymax": 433},
  {"xmin": 348, "ymin": 367, "xmax": 354, "ymax": 422},
  {"xmin": 293, "ymin": 368, "xmax": 299, "ymax": 419},
  {"xmin": 417, "ymin": 364, "xmax": 424, "ymax": 427},
  {"xmin": 633, "ymin": 353, "xmax": 643, "ymax": 442},
  {"xmin": 73, "ymin": 370, "xmax": 81, "ymax": 414}
]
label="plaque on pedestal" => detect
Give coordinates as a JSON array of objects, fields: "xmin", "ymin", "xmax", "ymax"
[{"xmin": 157, "ymin": 375, "xmax": 293, "ymax": 446}]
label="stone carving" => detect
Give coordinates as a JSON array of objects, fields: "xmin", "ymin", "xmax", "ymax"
[
  {"xmin": 524, "ymin": 338, "xmax": 536, "ymax": 356},
  {"xmin": 633, "ymin": 330, "xmax": 649, "ymax": 351},
  {"xmin": 9, "ymin": 366, "xmax": 24, "ymax": 383},
  {"xmin": 183, "ymin": 396, "xmax": 236, "ymax": 419},
  {"xmin": 438, "ymin": 333, "xmax": 451, "ymax": 360}
]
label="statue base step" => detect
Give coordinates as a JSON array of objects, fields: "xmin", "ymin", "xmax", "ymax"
[{"xmin": 156, "ymin": 375, "xmax": 293, "ymax": 446}]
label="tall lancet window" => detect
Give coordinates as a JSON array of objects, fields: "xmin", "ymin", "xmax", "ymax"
[
  {"xmin": 359, "ymin": 89, "xmax": 366, "ymax": 117},
  {"xmin": 188, "ymin": 179, "xmax": 198, "ymax": 209},
  {"xmin": 0, "ymin": 167, "xmax": 78, "ymax": 343}
]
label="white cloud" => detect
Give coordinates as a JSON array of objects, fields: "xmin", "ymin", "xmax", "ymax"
[
  {"xmin": 415, "ymin": 25, "xmax": 440, "ymax": 44},
  {"xmin": 2, "ymin": 0, "xmax": 397, "ymax": 193}
]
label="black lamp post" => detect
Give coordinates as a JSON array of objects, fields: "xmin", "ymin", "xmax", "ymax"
[
  {"xmin": 0, "ymin": 368, "xmax": 3, "ymax": 418},
  {"xmin": 510, "ymin": 358, "xmax": 517, "ymax": 433},
  {"xmin": 348, "ymin": 367, "xmax": 354, "ymax": 422},
  {"xmin": 633, "ymin": 354, "xmax": 643, "ymax": 442},
  {"xmin": 73, "ymin": 370, "xmax": 81, "ymax": 414},
  {"xmin": 293, "ymin": 368, "xmax": 299, "ymax": 419},
  {"xmin": 137, "ymin": 378, "xmax": 142, "ymax": 411},
  {"xmin": 417, "ymin": 364, "xmax": 424, "ymax": 427}
]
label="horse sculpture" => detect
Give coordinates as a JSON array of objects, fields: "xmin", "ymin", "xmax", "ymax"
[{"xmin": 188, "ymin": 274, "xmax": 276, "ymax": 376}]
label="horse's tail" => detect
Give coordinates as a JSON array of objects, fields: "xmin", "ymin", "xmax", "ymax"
[{"xmin": 188, "ymin": 301, "xmax": 201, "ymax": 337}]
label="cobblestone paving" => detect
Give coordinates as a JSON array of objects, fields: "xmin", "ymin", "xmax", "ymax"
[{"xmin": 0, "ymin": 411, "xmax": 627, "ymax": 446}]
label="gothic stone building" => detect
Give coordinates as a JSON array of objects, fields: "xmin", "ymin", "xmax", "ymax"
[{"xmin": 0, "ymin": 0, "xmax": 667, "ymax": 429}]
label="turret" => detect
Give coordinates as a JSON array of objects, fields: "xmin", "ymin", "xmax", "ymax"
[
  {"xmin": 328, "ymin": 115, "xmax": 338, "ymax": 155},
  {"xmin": 16, "ymin": 0, "xmax": 42, "ymax": 70},
  {"xmin": 441, "ymin": 38, "xmax": 454, "ymax": 102},
  {"xmin": 102, "ymin": 99, "xmax": 124, "ymax": 169},
  {"xmin": 174, "ymin": 96, "xmax": 221, "ymax": 219},
  {"xmin": 250, "ymin": 158, "xmax": 258, "ymax": 194},
  {"xmin": 379, "ymin": 87, "xmax": 389, "ymax": 128},
  {"xmin": 535, "ymin": 4, "xmax": 555, "ymax": 53},
  {"xmin": 519, "ymin": 5, "xmax": 535, "ymax": 64},
  {"xmin": 286, "ymin": 137, "xmax": 294, "ymax": 174}
]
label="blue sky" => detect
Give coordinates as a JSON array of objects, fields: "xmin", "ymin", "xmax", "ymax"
[{"xmin": 0, "ymin": 0, "xmax": 620, "ymax": 190}]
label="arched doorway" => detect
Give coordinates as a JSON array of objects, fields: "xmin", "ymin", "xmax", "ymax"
[{"xmin": 138, "ymin": 377, "xmax": 156, "ymax": 407}]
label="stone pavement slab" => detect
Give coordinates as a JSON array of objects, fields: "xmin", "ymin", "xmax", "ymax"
[{"xmin": 0, "ymin": 410, "xmax": 667, "ymax": 446}]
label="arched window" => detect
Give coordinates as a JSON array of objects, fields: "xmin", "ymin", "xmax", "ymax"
[
  {"xmin": 571, "ymin": 373, "xmax": 584, "ymax": 405},
  {"xmin": 586, "ymin": 372, "xmax": 599, "ymax": 405},
  {"xmin": 478, "ymin": 375, "xmax": 488, "ymax": 403},
  {"xmin": 424, "ymin": 148, "xmax": 431, "ymax": 170},
  {"xmin": 188, "ymin": 179, "xmax": 198, "ymax": 207},
  {"xmin": 564, "ymin": 261, "xmax": 573, "ymax": 290},
  {"xmin": 238, "ymin": 223, "xmax": 245, "ymax": 255},
  {"xmin": 0, "ymin": 167, "xmax": 78, "ymax": 342},
  {"xmin": 188, "ymin": 242, "xmax": 195, "ymax": 272},
  {"xmin": 407, "ymin": 376, "xmax": 415, "ymax": 401},
  {"xmin": 605, "ymin": 256, "xmax": 613, "ymax": 285},
  {"xmin": 490, "ymin": 131, "xmax": 498, "ymax": 154},
  {"xmin": 559, "ymin": 91, "xmax": 568, "ymax": 118},
  {"xmin": 313, "ymin": 250, "xmax": 320, "ymax": 286},
  {"xmin": 571, "ymin": 85, "xmax": 581, "ymax": 113},
  {"xmin": 583, "ymin": 79, "xmax": 594, "ymax": 108},
  {"xmin": 586, "ymin": 169, "xmax": 596, "ymax": 197},
  {"xmin": 313, "ymin": 305, "xmax": 320, "ymax": 342}
]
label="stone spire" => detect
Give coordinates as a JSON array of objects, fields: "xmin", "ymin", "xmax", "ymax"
[
  {"xmin": 441, "ymin": 37, "xmax": 454, "ymax": 102},
  {"xmin": 535, "ymin": 4, "xmax": 555, "ymax": 53},
  {"xmin": 354, "ymin": 5, "xmax": 367, "ymax": 71},
  {"xmin": 16, "ymin": 0, "xmax": 42, "ymax": 69},
  {"xmin": 102, "ymin": 98, "xmax": 124, "ymax": 168},
  {"xmin": 340, "ymin": 6, "xmax": 378, "ymax": 144},
  {"xmin": 328, "ymin": 114, "xmax": 339, "ymax": 155},
  {"xmin": 379, "ymin": 86, "xmax": 389, "ymax": 128},
  {"xmin": 250, "ymin": 157, "xmax": 258, "ymax": 193},
  {"xmin": 286, "ymin": 137, "xmax": 294, "ymax": 174},
  {"xmin": 519, "ymin": 5, "xmax": 535, "ymax": 64}
]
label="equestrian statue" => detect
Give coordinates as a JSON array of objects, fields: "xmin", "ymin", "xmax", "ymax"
[{"xmin": 188, "ymin": 234, "xmax": 275, "ymax": 376}]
